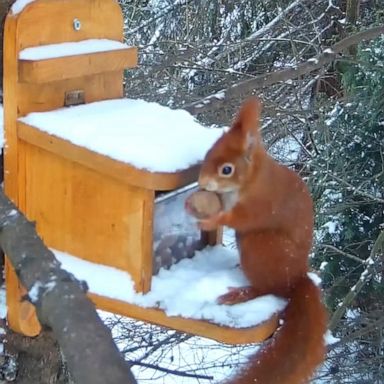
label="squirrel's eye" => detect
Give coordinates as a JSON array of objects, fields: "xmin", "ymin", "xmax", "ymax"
[{"xmin": 219, "ymin": 163, "xmax": 235, "ymax": 177}]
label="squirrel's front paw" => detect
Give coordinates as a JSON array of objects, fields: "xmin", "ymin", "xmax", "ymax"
[
  {"xmin": 198, "ymin": 212, "xmax": 224, "ymax": 231},
  {"xmin": 217, "ymin": 286, "xmax": 258, "ymax": 305}
]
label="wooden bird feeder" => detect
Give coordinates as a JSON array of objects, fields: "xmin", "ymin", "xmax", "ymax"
[{"xmin": 3, "ymin": 0, "xmax": 278, "ymax": 344}]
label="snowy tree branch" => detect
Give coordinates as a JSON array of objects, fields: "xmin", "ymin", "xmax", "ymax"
[
  {"xmin": 0, "ymin": 192, "xmax": 137, "ymax": 384},
  {"xmin": 321, "ymin": 170, "xmax": 384, "ymax": 204},
  {"xmin": 126, "ymin": 0, "xmax": 189, "ymax": 35},
  {"xmin": 192, "ymin": 0, "xmax": 303, "ymax": 71},
  {"xmin": 318, "ymin": 244, "xmax": 365, "ymax": 264},
  {"xmin": 329, "ymin": 230, "xmax": 384, "ymax": 331},
  {"xmin": 184, "ymin": 26, "xmax": 384, "ymax": 115},
  {"xmin": 327, "ymin": 313, "xmax": 384, "ymax": 351}
]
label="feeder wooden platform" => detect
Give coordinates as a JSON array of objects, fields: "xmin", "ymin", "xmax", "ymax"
[{"xmin": 3, "ymin": 0, "xmax": 278, "ymax": 343}]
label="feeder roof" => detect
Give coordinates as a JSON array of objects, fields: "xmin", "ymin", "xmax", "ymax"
[{"xmin": 19, "ymin": 98, "xmax": 223, "ymax": 173}]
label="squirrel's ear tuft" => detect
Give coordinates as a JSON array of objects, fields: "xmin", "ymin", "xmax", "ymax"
[{"xmin": 231, "ymin": 97, "xmax": 263, "ymax": 152}]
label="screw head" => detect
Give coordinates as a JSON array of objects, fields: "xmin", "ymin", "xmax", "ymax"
[{"xmin": 73, "ymin": 18, "xmax": 81, "ymax": 31}]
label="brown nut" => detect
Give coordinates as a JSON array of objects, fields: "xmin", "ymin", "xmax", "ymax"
[{"xmin": 185, "ymin": 190, "xmax": 222, "ymax": 219}]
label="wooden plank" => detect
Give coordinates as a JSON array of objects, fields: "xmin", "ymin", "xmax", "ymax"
[
  {"xmin": 22, "ymin": 142, "xmax": 148, "ymax": 291},
  {"xmin": 2, "ymin": 5, "xmax": 38, "ymax": 338},
  {"xmin": 18, "ymin": 72, "xmax": 124, "ymax": 115},
  {"xmin": 4, "ymin": 0, "xmax": 127, "ymax": 201},
  {"xmin": 141, "ymin": 190, "xmax": 155, "ymax": 293},
  {"xmin": 90, "ymin": 293, "xmax": 278, "ymax": 345},
  {"xmin": 5, "ymin": 260, "xmax": 41, "ymax": 336},
  {"xmin": 16, "ymin": 0, "xmax": 123, "ymax": 49},
  {"xmin": 3, "ymin": 0, "xmax": 137, "ymax": 337},
  {"xmin": 19, "ymin": 47, "xmax": 138, "ymax": 83},
  {"xmin": 11, "ymin": 0, "xmax": 127, "ymax": 117},
  {"xmin": 3, "ymin": 13, "xmax": 19, "ymax": 204},
  {"xmin": 18, "ymin": 123, "xmax": 200, "ymax": 191}
]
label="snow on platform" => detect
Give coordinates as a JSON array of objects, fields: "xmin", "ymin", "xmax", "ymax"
[
  {"xmin": 19, "ymin": 39, "xmax": 130, "ymax": 60},
  {"xmin": 54, "ymin": 246, "xmax": 287, "ymax": 328},
  {"xmin": 19, "ymin": 98, "xmax": 223, "ymax": 172}
]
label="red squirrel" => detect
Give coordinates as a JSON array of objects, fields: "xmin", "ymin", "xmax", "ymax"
[{"xmin": 191, "ymin": 98, "xmax": 328, "ymax": 384}]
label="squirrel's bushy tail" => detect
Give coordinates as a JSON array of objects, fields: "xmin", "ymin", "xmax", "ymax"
[{"xmin": 227, "ymin": 276, "xmax": 327, "ymax": 384}]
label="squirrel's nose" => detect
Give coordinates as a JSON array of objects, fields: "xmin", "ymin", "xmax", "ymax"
[{"xmin": 198, "ymin": 176, "xmax": 218, "ymax": 192}]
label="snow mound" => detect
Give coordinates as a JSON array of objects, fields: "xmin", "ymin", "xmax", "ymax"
[
  {"xmin": 19, "ymin": 98, "xmax": 223, "ymax": 173},
  {"xmin": 55, "ymin": 245, "xmax": 286, "ymax": 328},
  {"xmin": 19, "ymin": 39, "xmax": 130, "ymax": 60}
]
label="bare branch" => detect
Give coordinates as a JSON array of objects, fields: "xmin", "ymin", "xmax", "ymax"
[
  {"xmin": 329, "ymin": 230, "xmax": 384, "ymax": 331},
  {"xmin": 125, "ymin": 0, "xmax": 190, "ymax": 35},
  {"xmin": 184, "ymin": 26, "xmax": 384, "ymax": 115},
  {"xmin": 321, "ymin": 169, "xmax": 384, "ymax": 204},
  {"xmin": 317, "ymin": 244, "xmax": 365, "ymax": 264},
  {"xmin": 192, "ymin": 0, "xmax": 303, "ymax": 70},
  {"xmin": 130, "ymin": 360, "xmax": 214, "ymax": 381}
]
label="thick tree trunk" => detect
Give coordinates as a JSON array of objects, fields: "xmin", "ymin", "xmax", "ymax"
[
  {"xmin": 346, "ymin": 0, "xmax": 361, "ymax": 56},
  {"xmin": 0, "ymin": 192, "xmax": 137, "ymax": 383},
  {"xmin": 5, "ymin": 330, "xmax": 73, "ymax": 383},
  {"xmin": 346, "ymin": 0, "xmax": 360, "ymax": 25}
]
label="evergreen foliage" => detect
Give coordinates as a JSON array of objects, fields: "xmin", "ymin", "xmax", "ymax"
[{"xmin": 309, "ymin": 37, "xmax": 384, "ymax": 311}]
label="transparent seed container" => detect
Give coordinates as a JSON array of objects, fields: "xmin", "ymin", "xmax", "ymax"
[{"xmin": 153, "ymin": 183, "xmax": 205, "ymax": 275}]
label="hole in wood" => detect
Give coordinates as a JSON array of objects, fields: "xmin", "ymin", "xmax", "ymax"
[{"xmin": 64, "ymin": 90, "xmax": 85, "ymax": 107}]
